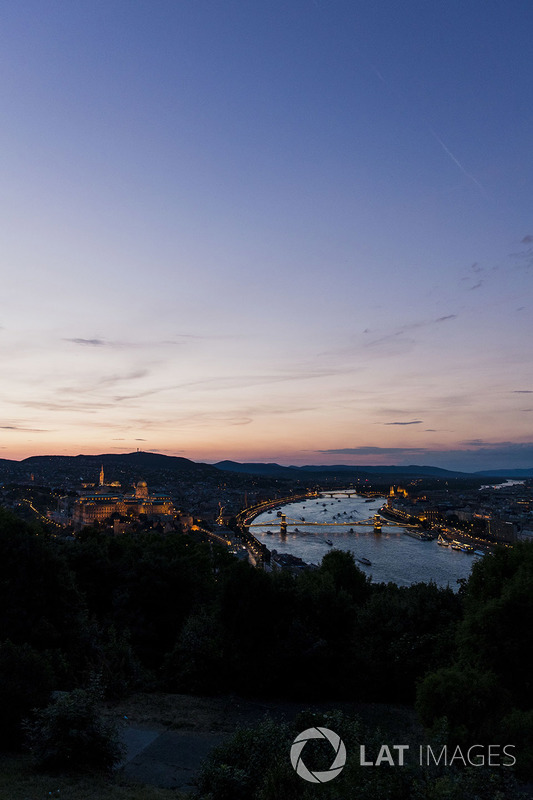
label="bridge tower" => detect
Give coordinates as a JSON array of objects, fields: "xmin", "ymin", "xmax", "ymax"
[
  {"xmin": 280, "ymin": 514, "xmax": 287, "ymax": 536},
  {"xmin": 373, "ymin": 514, "xmax": 382, "ymax": 532}
]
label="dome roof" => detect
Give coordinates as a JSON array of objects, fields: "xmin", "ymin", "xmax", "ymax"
[{"xmin": 137, "ymin": 480, "xmax": 147, "ymax": 487}]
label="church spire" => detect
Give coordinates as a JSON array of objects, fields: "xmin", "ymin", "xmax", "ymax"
[{"xmin": 99, "ymin": 464, "xmax": 104, "ymax": 486}]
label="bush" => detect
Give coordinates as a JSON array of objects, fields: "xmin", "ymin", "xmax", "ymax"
[
  {"xmin": 415, "ymin": 664, "xmax": 508, "ymax": 744},
  {"xmin": 0, "ymin": 640, "xmax": 55, "ymax": 747},
  {"xmin": 83, "ymin": 621, "xmax": 145, "ymax": 699},
  {"xmin": 24, "ymin": 685, "xmax": 124, "ymax": 772},
  {"xmin": 196, "ymin": 710, "xmax": 526, "ymax": 800},
  {"xmin": 500, "ymin": 708, "xmax": 533, "ymax": 781},
  {"xmin": 197, "ymin": 716, "xmax": 294, "ymax": 800},
  {"xmin": 163, "ymin": 609, "xmax": 223, "ymax": 694}
]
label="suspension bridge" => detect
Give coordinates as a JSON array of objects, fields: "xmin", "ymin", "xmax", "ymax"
[
  {"xmin": 248, "ymin": 512, "xmax": 391, "ymax": 533},
  {"xmin": 247, "ymin": 511, "xmax": 420, "ymax": 534}
]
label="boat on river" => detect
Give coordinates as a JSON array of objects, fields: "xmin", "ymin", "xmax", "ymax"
[
  {"xmin": 437, "ymin": 534, "xmax": 449, "ymax": 546},
  {"xmin": 358, "ymin": 557, "xmax": 371, "ymax": 566},
  {"xmin": 403, "ymin": 529, "xmax": 433, "ymax": 541},
  {"xmin": 450, "ymin": 540, "xmax": 474, "ymax": 553},
  {"xmin": 324, "ymin": 539, "xmax": 333, "ymax": 546}
]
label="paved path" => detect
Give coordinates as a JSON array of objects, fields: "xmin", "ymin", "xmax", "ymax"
[{"xmin": 119, "ymin": 725, "xmax": 227, "ymax": 792}]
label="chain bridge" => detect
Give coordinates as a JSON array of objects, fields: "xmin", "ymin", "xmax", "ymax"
[
  {"xmin": 247, "ymin": 511, "xmax": 421, "ymax": 534},
  {"xmin": 248, "ymin": 512, "xmax": 394, "ymax": 533}
]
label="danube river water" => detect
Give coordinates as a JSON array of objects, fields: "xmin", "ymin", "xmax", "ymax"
[{"xmin": 250, "ymin": 493, "xmax": 476, "ymax": 589}]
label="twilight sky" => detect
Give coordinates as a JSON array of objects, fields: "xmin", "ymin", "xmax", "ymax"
[{"xmin": 1, "ymin": 1, "xmax": 533, "ymax": 471}]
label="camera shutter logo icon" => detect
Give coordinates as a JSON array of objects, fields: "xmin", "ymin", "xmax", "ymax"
[{"xmin": 290, "ymin": 726, "xmax": 346, "ymax": 783}]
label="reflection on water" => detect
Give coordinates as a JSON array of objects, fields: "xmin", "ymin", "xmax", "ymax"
[{"xmin": 251, "ymin": 494, "xmax": 474, "ymax": 589}]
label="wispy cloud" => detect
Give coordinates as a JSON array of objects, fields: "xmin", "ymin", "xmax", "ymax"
[
  {"xmin": 317, "ymin": 446, "xmax": 427, "ymax": 456},
  {"xmin": 317, "ymin": 441, "xmax": 533, "ymax": 471},
  {"xmin": 460, "ymin": 262, "xmax": 490, "ymax": 290},
  {"xmin": 435, "ymin": 315, "xmax": 457, "ymax": 323},
  {"xmin": 509, "ymin": 244, "xmax": 533, "ymax": 270},
  {"xmin": 20, "ymin": 399, "xmax": 116, "ymax": 413},
  {"xmin": 112, "ymin": 365, "xmax": 350, "ymax": 404},
  {"xmin": 0, "ymin": 424, "xmax": 50, "ymax": 432},
  {"xmin": 57, "ymin": 370, "xmax": 150, "ymax": 399},
  {"xmin": 459, "ymin": 439, "xmax": 533, "ymax": 449},
  {"xmin": 384, "ymin": 420, "xmax": 423, "ymax": 426},
  {"xmin": 66, "ymin": 338, "xmax": 107, "ymax": 346},
  {"xmin": 64, "ymin": 333, "xmax": 235, "ymax": 349},
  {"xmin": 361, "ymin": 314, "xmax": 458, "ymax": 353}
]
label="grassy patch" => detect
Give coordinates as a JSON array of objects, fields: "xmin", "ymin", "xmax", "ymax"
[
  {"xmin": 105, "ymin": 691, "xmax": 422, "ymax": 738},
  {"xmin": 0, "ymin": 754, "xmax": 186, "ymax": 800}
]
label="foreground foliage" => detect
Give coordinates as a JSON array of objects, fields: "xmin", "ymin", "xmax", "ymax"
[
  {"xmin": 196, "ymin": 712, "xmax": 526, "ymax": 800},
  {"xmin": 0, "ymin": 753, "xmax": 186, "ymax": 800},
  {"xmin": 0, "ymin": 506, "xmax": 532, "ymax": 781},
  {"xmin": 24, "ymin": 685, "xmax": 124, "ymax": 772}
]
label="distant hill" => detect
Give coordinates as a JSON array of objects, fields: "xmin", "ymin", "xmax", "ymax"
[
  {"xmin": 22, "ymin": 451, "xmax": 200, "ymax": 471},
  {"xmin": 474, "ymin": 468, "xmax": 533, "ymax": 478},
  {"xmin": 213, "ymin": 461, "xmax": 471, "ymax": 479},
  {"xmin": 0, "ymin": 452, "xmax": 219, "ymax": 484},
  {"xmin": 213, "ymin": 461, "xmax": 311, "ymax": 479},
  {"xmin": 297, "ymin": 464, "xmax": 469, "ymax": 477},
  {"xmin": 0, "ymin": 452, "xmax": 530, "ymax": 485}
]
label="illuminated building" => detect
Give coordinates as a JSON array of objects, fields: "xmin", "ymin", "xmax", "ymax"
[{"xmin": 72, "ymin": 474, "xmax": 174, "ymax": 528}]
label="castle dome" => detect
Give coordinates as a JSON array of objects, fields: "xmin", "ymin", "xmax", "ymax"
[{"xmin": 135, "ymin": 479, "xmax": 149, "ymax": 498}]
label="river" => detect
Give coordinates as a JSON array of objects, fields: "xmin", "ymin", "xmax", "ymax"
[{"xmin": 250, "ymin": 493, "xmax": 476, "ymax": 589}]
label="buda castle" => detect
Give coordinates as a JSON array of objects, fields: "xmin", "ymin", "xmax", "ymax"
[{"xmin": 72, "ymin": 466, "xmax": 174, "ymax": 528}]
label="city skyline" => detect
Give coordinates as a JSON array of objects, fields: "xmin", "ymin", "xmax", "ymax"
[{"xmin": 2, "ymin": 1, "xmax": 533, "ymax": 471}]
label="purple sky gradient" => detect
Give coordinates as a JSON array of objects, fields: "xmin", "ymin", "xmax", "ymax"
[{"xmin": 1, "ymin": 1, "xmax": 532, "ymax": 470}]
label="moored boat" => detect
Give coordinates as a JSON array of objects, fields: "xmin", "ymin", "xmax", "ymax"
[
  {"xmin": 450, "ymin": 540, "xmax": 475, "ymax": 552},
  {"xmin": 403, "ymin": 529, "xmax": 433, "ymax": 541}
]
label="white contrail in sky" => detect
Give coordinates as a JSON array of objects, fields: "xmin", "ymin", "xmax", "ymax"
[
  {"xmin": 364, "ymin": 56, "xmax": 485, "ymax": 192},
  {"xmin": 427, "ymin": 125, "xmax": 485, "ymax": 191}
]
